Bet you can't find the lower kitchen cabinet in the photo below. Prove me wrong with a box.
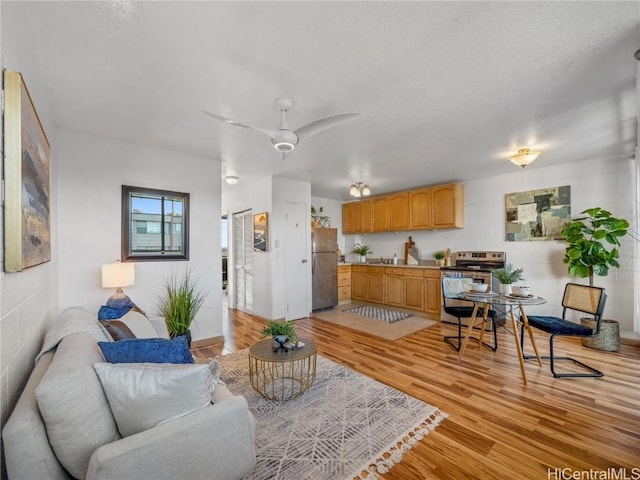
[424,270,441,315]
[404,273,424,310]
[337,265,352,303]
[367,268,385,303]
[385,274,404,307]
[351,268,368,301]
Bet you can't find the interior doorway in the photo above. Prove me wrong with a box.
[284,201,309,320]
[232,209,253,314]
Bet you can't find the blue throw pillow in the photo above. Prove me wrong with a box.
[98,305,133,321]
[98,336,194,364]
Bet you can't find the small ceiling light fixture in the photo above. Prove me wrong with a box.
[508,148,541,168]
[350,181,371,198]
[225,175,239,185]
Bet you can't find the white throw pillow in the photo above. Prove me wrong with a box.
[93,362,211,437]
[116,310,159,338]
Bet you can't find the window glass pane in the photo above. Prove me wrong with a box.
[123,186,189,261]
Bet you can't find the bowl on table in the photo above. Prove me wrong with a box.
[470,283,489,293]
[511,286,531,297]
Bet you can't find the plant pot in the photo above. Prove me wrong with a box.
[580,318,620,352]
[435,259,445,267]
[360,255,367,263]
[272,334,290,352]
[311,221,320,228]
[499,283,512,295]
[170,329,192,348]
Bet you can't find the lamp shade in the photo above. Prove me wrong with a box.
[509,148,540,168]
[101,262,135,288]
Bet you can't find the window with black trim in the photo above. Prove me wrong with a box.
[122,185,189,261]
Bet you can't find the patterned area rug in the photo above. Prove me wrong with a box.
[342,305,412,323]
[219,350,446,480]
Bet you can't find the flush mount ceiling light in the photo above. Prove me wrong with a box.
[350,181,371,198]
[509,148,541,168]
[225,175,239,185]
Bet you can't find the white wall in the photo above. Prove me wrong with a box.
[56,131,222,340]
[0,1,59,451]
[347,156,636,333]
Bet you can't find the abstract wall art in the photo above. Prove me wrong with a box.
[505,186,571,241]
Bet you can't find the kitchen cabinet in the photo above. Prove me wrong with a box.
[409,188,433,229]
[384,270,404,307]
[343,183,463,234]
[351,266,368,301]
[337,265,351,303]
[432,184,464,228]
[367,267,385,303]
[424,269,441,315]
[403,269,424,310]
[372,197,389,232]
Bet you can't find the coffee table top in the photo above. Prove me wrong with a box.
[249,338,317,362]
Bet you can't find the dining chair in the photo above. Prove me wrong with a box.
[521,283,607,378]
[441,277,498,351]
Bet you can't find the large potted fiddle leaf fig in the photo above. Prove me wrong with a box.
[562,207,629,286]
[562,207,629,351]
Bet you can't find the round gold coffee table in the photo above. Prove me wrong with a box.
[248,338,317,401]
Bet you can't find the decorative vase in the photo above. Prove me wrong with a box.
[272,334,290,353]
[311,220,320,228]
[360,255,367,263]
[499,283,512,295]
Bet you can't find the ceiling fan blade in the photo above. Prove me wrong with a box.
[202,110,277,138]
[295,112,363,141]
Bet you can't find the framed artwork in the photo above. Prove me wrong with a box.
[3,70,51,272]
[505,186,571,241]
[253,212,268,252]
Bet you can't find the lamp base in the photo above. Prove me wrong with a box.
[105,288,136,309]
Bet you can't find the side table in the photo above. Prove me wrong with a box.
[248,338,317,401]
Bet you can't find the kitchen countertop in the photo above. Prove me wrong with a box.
[338,262,442,270]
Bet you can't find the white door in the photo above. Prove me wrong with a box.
[285,202,309,320]
[233,210,253,314]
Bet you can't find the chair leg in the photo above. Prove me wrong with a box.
[521,330,604,378]
[444,317,498,352]
[444,319,463,351]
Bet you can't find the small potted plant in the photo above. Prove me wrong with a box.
[262,320,297,352]
[433,250,446,267]
[491,263,524,295]
[159,269,208,346]
[311,205,330,228]
[352,243,373,263]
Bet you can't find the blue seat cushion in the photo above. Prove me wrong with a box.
[98,336,194,364]
[526,315,593,336]
[444,306,497,319]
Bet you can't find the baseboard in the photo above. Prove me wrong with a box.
[191,335,225,349]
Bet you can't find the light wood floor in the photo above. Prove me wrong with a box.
[193,308,640,480]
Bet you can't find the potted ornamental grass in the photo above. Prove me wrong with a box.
[433,250,446,267]
[159,269,208,346]
[262,319,297,352]
[352,243,373,263]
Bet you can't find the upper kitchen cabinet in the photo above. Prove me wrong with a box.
[372,197,389,232]
[389,192,409,231]
[432,183,464,228]
[343,183,464,234]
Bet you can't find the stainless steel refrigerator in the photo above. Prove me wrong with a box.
[312,228,338,311]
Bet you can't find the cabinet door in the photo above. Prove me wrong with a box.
[342,203,354,234]
[367,274,385,303]
[385,275,404,307]
[424,276,441,315]
[351,202,363,233]
[351,272,368,300]
[389,193,409,231]
[433,184,464,228]
[409,188,433,229]
[372,197,389,232]
[361,199,373,233]
[404,276,424,311]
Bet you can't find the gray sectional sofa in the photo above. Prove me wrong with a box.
[2,308,256,480]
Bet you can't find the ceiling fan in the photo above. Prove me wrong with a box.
[203,97,363,157]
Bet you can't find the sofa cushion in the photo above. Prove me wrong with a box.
[35,332,121,479]
[98,336,194,364]
[112,310,159,338]
[94,362,211,437]
[102,319,137,340]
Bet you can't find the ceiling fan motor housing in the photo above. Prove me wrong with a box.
[271,129,299,151]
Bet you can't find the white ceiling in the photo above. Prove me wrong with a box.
[6,1,640,200]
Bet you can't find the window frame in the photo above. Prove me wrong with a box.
[121,185,190,261]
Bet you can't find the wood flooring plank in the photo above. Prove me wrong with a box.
[192,309,640,480]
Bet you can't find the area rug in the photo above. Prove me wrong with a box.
[219,350,447,480]
[342,305,412,323]
[312,304,437,341]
